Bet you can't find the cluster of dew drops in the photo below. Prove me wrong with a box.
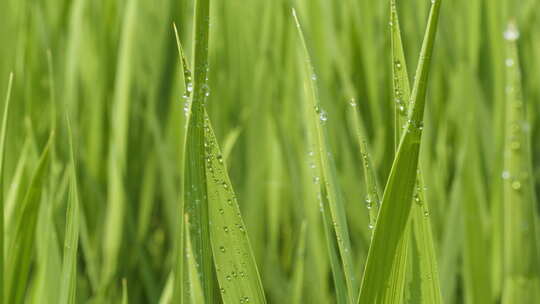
[501,22,528,193]
[182,65,211,118]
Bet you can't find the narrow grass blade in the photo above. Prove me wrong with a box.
[290,222,307,304]
[182,0,216,301]
[502,22,540,303]
[0,72,13,303]
[357,1,442,303]
[408,175,443,304]
[58,115,80,304]
[185,215,205,303]
[349,101,380,233]
[173,23,193,98]
[204,113,267,303]
[5,134,53,304]
[293,9,357,304]
[158,273,174,304]
[460,118,492,304]
[172,22,191,304]
[102,0,138,289]
[389,2,443,303]
[390,0,411,147]
[122,279,128,304]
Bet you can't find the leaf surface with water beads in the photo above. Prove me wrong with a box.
[293,8,357,304]
[387,1,443,303]
[204,113,267,304]
[501,22,540,304]
[357,0,442,303]
[182,0,216,301]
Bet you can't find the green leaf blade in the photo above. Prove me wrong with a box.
[204,114,267,304]
[358,1,443,303]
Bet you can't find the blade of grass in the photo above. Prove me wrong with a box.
[293,8,357,304]
[389,2,443,303]
[0,72,13,304]
[58,115,80,304]
[122,279,128,304]
[172,22,190,304]
[182,0,216,301]
[204,113,267,303]
[349,100,380,233]
[501,21,540,304]
[385,4,414,302]
[185,215,205,303]
[290,221,307,304]
[5,134,53,304]
[460,115,492,304]
[102,0,139,290]
[357,0,442,302]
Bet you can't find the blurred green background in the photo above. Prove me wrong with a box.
[0,0,539,303]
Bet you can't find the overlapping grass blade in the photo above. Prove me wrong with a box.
[5,134,52,304]
[0,72,13,303]
[182,0,216,301]
[172,21,191,304]
[293,9,356,304]
[204,113,267,303]
[501,22,540,304]
[357,1,442,302]
[389,2,443,303]
[58,115,80,304]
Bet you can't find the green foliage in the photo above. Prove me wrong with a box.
[1,0,539,303]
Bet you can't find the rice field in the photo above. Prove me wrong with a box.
[1,0,539,303]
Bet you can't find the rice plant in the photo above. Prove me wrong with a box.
[1,0,539,303]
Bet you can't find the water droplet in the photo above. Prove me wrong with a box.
[219,208,224,215]
[223,226,229,233]
[219,246,226,253]
[505,58,514,67]
[423,210,430,217]
[220,288,226,294]
[227,199,233,206]
[510,141,521,150]
[394,60,402,70]
[511,180,521,190]
[187,82,193,92]
[365,197,372,209]
[222,182,229,189]
[368,224,374,229]
[311,74,317,81]
[226,275,232,281]
[350,98,357,107]
[504,23,520,41]
[502,170,510,180]
[319,109,328,122]
[217,154,224,163]
[313,176,320,184]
